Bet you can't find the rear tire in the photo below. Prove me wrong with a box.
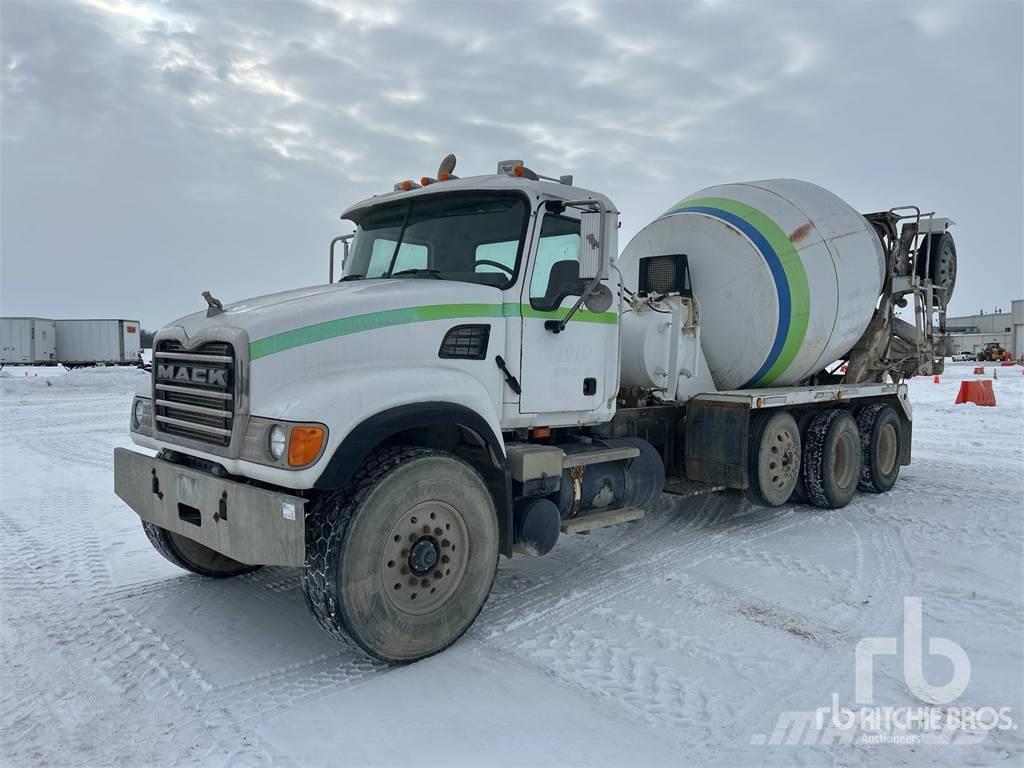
[745,410,801,507]
[302,446,499,663]
[142,522,262,578]
[801,409,861,509]
[856,404,903,493]
[788,410,816,505]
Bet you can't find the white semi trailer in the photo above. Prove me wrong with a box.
[56,319,142,366]
[0,317,57,366]
[114,156,956,662]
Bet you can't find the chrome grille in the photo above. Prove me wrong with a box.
[153,340,235,447]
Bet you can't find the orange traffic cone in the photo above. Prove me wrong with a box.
[933,375,940,383]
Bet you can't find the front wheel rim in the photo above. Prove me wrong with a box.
[380,500,470,616]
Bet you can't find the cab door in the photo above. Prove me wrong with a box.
[517,208,619,420]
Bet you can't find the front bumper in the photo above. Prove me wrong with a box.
[114,448,306,567]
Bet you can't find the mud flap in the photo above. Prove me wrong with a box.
[684,401,750,489]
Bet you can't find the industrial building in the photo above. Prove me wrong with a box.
[945,299,1024,359]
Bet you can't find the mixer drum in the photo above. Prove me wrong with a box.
[619,179,886,390]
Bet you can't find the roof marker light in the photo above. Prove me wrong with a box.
[420,176,436,186]
[499,159,571,184]
[394,180,421,192]
[513,165,539,181]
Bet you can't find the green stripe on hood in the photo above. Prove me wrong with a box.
[249,302,617,360]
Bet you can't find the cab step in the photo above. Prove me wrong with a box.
[560,506,645,535]
[561,445,640,468]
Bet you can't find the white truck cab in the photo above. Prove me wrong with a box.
[115,156,951,662]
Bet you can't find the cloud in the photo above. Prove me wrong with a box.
[1,0,1021,324]
[907,4,962,38]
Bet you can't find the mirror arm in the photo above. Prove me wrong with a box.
[544,198,613,333]
[545,277,603,334]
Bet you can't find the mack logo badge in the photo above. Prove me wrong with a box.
[157,364,228,387]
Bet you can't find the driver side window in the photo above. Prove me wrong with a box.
[366,239,428,276]
[530,215,582,311]
[475,240,518,274]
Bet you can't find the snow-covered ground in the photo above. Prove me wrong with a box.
[1,362,1021,766]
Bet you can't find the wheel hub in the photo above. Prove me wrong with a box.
[380,500,470,616]
[769,429,799,490]
[409,537,440,575]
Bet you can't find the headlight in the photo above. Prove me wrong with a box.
[131,397,152,435]
[132,399,146,429]
[268,425,287,460]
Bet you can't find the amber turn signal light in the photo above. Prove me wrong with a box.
[288,426,326,467]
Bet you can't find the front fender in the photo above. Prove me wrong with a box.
[254,363,505,487]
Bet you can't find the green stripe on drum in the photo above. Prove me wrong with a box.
[675,196,811,385]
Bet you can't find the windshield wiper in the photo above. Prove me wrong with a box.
[338,273,364,282]
[392,268,444,279]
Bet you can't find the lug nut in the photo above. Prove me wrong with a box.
[421,578,430,588]
[434,527,443,536]
[422,525,431,534]
[441,539,450,548]
[433,570,443,579]
[408,576,417,586]
[400,565,409,575]
[441,555,449,564]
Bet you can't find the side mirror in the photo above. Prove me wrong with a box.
[330,233,355,283]
[578,209,607,280]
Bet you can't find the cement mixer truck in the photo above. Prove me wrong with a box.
[114,155,956,662]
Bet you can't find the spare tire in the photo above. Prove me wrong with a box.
[142,522,262,578]
[915,231,957,299]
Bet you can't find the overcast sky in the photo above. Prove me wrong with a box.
[2,0,1021,328]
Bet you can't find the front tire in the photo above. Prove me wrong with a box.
[142,522,262,578]
[302,447,499,663]
[801,409,862,509]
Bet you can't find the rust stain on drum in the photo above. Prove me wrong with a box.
[789,222,813,243]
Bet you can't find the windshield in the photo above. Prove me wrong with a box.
[344,192,529,289]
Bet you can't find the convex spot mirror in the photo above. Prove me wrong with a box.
[584,284,613,313]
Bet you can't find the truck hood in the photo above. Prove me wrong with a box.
[160,279,505,353]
